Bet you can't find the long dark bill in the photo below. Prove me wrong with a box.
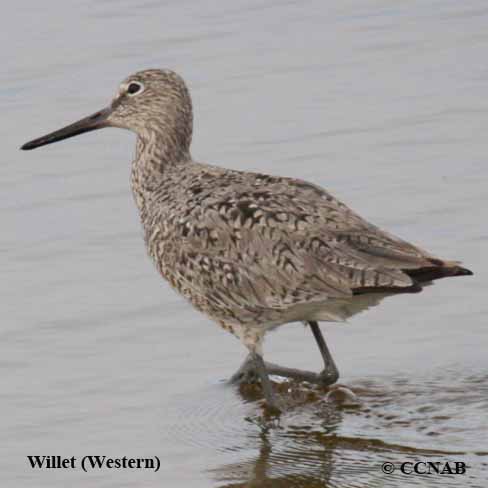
[21,106,113,151]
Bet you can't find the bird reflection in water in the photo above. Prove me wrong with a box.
[209,375,480,488]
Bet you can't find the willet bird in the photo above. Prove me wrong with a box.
[21,69,472,411]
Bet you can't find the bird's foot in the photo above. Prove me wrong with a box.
[229,355,260,384]
[317,367,339,388]
[230,357,339,388]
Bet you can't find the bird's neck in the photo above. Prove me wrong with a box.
[130,132,190,219]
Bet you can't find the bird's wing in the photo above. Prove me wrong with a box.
[157,170,426,320]
[281,177,441,270]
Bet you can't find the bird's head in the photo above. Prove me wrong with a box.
[21,69,193,158]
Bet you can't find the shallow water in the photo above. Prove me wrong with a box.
[1,1,487,486]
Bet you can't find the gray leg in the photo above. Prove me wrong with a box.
[229,353,260,384]
[230,355,321,384]
[308,321,339,386]
[230,321,339,387]
[251,352,280,412]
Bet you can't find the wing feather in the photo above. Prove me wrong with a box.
[155,169,429,321]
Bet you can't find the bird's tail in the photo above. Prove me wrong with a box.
[405,261,473,283]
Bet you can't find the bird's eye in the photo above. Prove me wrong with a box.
[127,82,144,96]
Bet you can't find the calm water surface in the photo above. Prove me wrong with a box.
[1,1,487,486]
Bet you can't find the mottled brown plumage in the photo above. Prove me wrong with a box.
[21,69,473,409]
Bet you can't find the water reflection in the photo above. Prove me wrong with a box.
[213,427,468,487]
[212,389,343,487]
[207,373,487,487]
